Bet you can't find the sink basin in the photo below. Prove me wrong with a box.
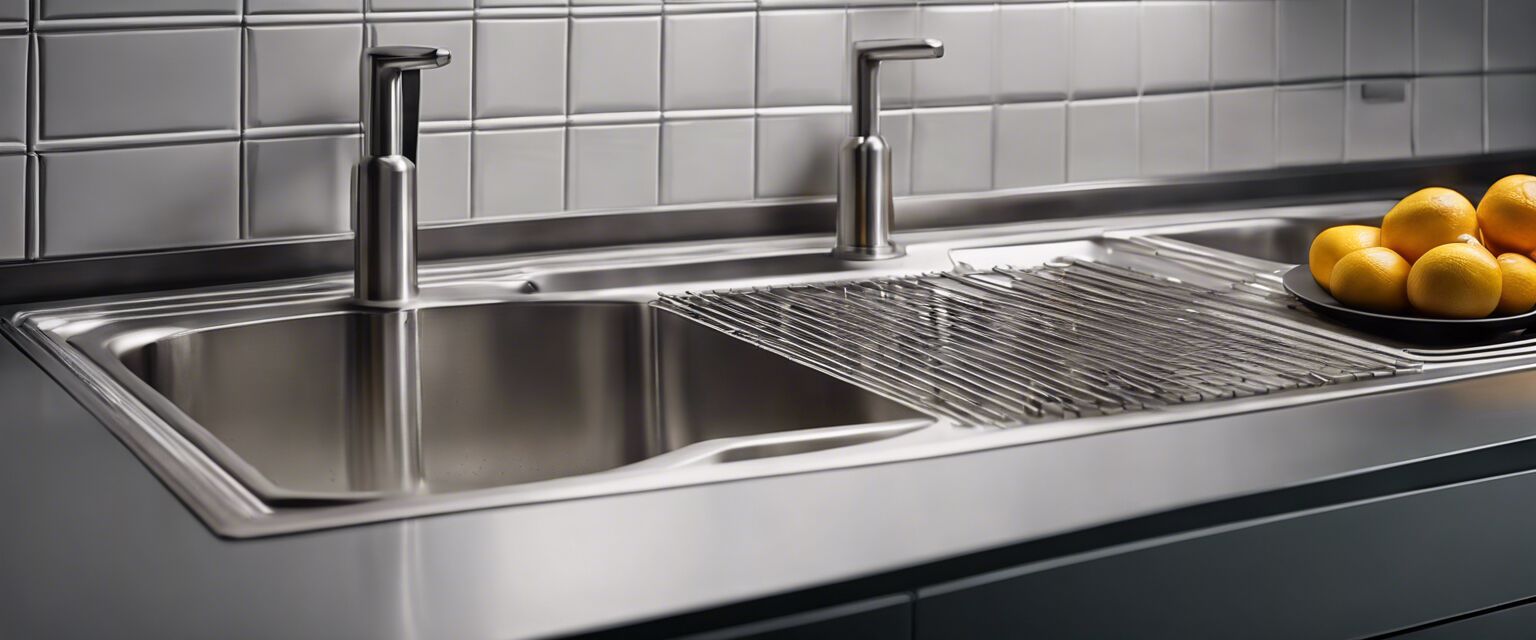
[97,301,925,502]
[1149,214,1381,264]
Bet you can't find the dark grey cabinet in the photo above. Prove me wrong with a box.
[681,594,912,640]
[1396,602,1536,639]
[915,470,1536,639]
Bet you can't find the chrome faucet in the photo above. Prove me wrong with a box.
[355,46,452,307]
[834,38,944,261]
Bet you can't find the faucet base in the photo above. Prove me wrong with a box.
[832,243,906,261]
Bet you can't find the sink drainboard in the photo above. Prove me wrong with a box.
[656,259,1419,427]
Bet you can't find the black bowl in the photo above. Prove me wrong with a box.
[1281,265,1536,345]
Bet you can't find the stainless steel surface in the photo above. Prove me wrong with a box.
[3,153,1532,306]
[356,45,451,307]
[835,38,944,261]
[657,261,1412,427]
[14,197,1536,538]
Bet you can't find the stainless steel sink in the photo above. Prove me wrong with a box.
[12,199,1536,537]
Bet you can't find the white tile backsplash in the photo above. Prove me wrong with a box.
[245,135,358,238]
[474,128,565,218]
[664,12,756,112]
[1140,92,1209,177]
[39,28,240,140]
[570,16,661,114]
[40,142,240,256]
[1278,83,1346,165]
[758,10,845,108]
[0,154,23,261]
[1278,0,1345,83]
[476,19,567,119]
[994,102,1065,189]
[1072,2,1140,99]
[661,118,755,205]
[1414,0,1481,76]
[1068,98,1139,182]
[370,20,474,122]
[912,106,992,195]
[246,24,364,128]
[5,0,1532,261]
[567,124,659,210]
[1414,75,1482,158]
[1140,1,1210,94]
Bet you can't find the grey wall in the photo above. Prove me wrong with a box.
[0,0,1534,261]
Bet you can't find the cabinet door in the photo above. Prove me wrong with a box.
[1395,602,1536,639]
[916,470,1536,639]
[682,594,912,640]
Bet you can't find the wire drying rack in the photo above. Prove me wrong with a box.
[654,259,1419,427]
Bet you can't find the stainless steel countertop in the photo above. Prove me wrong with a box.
[6,305,1536,638]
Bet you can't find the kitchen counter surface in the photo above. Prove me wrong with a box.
[7,325,1536,639]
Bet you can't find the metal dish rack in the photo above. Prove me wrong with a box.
[655,259,1418,427]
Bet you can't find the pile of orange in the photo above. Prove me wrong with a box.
[1308,175,1536,319]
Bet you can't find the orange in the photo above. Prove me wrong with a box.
[1477,174,1536,255]
[1496,253,1536,315]
[1308,225,1380,290]
[1330,247,1411,313]
[1407,243,1502,319]
[1380,187,1479,263]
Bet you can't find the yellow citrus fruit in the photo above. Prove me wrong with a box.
[1380,187,1479,263]
[1496,253,1536,315]
[1407,243,1502,319]
[1329,247,1410,314]
[1308,225,1380,290]
[1480,229,1511,255]
[1478,174,1536,255]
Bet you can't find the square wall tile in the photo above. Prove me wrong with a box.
[568,124,659,210]
[1277,83,1345,165]
[662,119,755,205]
[0,36,23,145]
[1278,0,1345,82]
[995,102,1065,189]
[0,0,26,21]
[1072,2,1139,99]
[756,112,844,198]
[371,21,474,122]
[1141,1,1210,94]
[1213,0,1276,87]
[39,0,238,19]
[880,111,912,197]
[245,135,359,238]
[570,16,661,114]
[1140,93,1209,177]
[39,28,240,140]
[248,0,360,13]
[1211,87,1276,172]
[912,107,991,195]
[1415,0,1481,75]
[850,8,918,108]
[369,0,472,10]
[473,128,564,218]
[416,131,470,222]
[246,24,364,128]
[914,5,995,107]
[997,4,1069,102]
[0,154,22,261]
[665,12,756,111]
[1346,0,1411,77]
[1413,75,1481,157]
[1067,98,1138,182]
[1488,0,1536,72]
[758,10,846,108]
[1487,73,1536,152]
[1345,80,1411,161]
[476,19,567,119]
[40,142,239,256]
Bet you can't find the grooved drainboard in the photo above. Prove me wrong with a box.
[655,260,1419,427]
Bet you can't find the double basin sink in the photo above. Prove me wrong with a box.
[3,201,1490,536]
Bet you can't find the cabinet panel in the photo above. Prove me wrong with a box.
[683,594,912,640]
[1397,602,1536,639]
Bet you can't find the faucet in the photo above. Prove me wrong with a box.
[834,38,944,261]
[356,46,452,307]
